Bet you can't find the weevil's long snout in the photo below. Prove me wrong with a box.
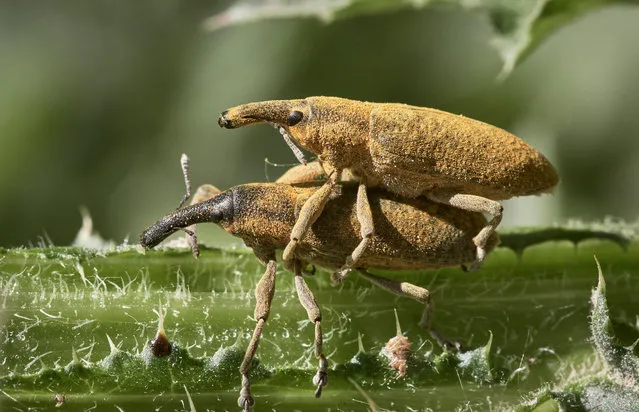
[140,192,233,249]
[218,100,301,129]
[139,203,209,249]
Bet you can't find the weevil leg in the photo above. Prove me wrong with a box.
[282,170,341,267]
[358,269,461,351]
[181,228,200,259]
[425,192,503,272]
[293,261,328,398]
[332,181,374,284]
[238,254,277,411]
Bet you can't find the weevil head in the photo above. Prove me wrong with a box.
[218,97,371,167]
[140,184,297,252]
[139,191,234,249]
[220,183,296,249]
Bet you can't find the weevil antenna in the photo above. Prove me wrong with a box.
[264,158,298,167]
[272,123,307,165]
[264,157,297,182]
[177,153,192,209]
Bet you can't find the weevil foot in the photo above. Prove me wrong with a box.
[463,244,486,273]
[429,328,462,352]
[238,376,255,411]
[302,264,316,276]
[181,228,200,259]
[330,268,351,285]
[313,372,328,398]
[443,339,463,352]
[312,355,329,398]
[237,395,254,412]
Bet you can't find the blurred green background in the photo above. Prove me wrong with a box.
[1,1,638,248]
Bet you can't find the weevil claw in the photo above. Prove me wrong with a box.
[237,396,254,411]
[302,264,316,276]
[237,385,254,411]
[429,328,462,352]
[218,110,231,128]
[443,340,462,352]
[312,354,328,397]
[331,268,351,285]
[313,372,328,398]
[462,245,486,273]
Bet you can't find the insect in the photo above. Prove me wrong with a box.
[140,160,499,411]
[218,97,558,275]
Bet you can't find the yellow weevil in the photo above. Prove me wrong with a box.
[140,161,499,411]
[218,97,558,275]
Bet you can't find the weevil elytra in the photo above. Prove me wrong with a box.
[140,162,499,411]
[218,96,558,274]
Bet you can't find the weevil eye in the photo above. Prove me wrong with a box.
[286,110,303,126]
[211,208,223,223]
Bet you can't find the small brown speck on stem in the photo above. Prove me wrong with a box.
[54,394,66,407]
[149,305,172,357]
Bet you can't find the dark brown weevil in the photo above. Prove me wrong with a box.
[218,96,558,274]
[140,169,498,411]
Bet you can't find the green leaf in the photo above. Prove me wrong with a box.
[590,257,639,382]
[516,256,639,411]
[1,229,638,410]
[203,0,639,77]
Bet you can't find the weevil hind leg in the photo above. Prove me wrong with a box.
[425,192,502,272]
[358,269,461,351]
[333,180,375,284]
[293,260,328,397]
[238,253,278,411]
[282,169,341,265]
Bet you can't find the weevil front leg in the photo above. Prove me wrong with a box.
[293,261,328,397]
[282,169,341,267]
[332,180,374,284]
[238,253,277,411]
[426,192,503,272]
[358,270,460,350]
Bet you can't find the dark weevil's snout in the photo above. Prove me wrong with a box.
[139,192,234,249]
[140,218,175,249]
[218,100,303,129]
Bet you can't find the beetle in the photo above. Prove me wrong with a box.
[218,96,558,274]
[140,162,499,411]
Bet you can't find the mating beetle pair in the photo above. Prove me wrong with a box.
[219,96,558,274]
[141,96,558,410]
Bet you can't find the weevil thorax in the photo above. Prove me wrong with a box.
[303,96,372,169]
[222,183,298,250]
